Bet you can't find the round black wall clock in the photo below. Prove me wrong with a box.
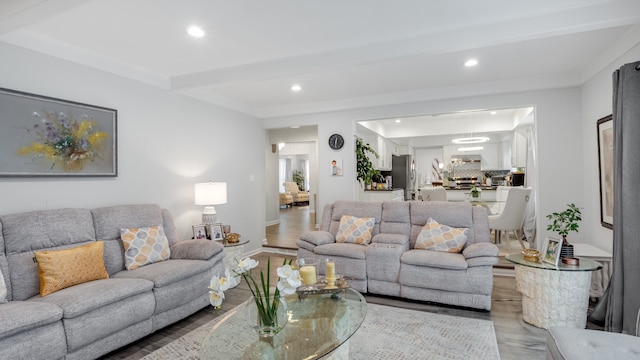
[328,133,344,150]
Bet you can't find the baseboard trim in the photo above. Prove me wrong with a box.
[265,220,280,227]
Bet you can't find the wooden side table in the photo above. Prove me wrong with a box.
[506,253,602,329]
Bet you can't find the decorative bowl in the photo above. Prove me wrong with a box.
[226,233,241,243]
[522,249,541,262]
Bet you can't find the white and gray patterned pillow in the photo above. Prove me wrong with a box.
[415,217,469,253]
[0,267,7,303]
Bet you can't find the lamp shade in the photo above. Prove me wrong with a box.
[194,182,227,205]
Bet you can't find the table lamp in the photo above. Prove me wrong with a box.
[194,182,227,225]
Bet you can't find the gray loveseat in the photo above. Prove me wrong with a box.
[297,200,499,310]
[0,204,226,360]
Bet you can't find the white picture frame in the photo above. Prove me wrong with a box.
[208,223,223,241]
[542,237,562,266]
[192,224,207,240]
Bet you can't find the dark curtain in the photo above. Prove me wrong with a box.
[589,60,640,334]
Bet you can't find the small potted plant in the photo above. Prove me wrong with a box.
[546,203,582,258]
[470,185,480,199]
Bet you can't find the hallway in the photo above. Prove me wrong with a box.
[264,205,316,250]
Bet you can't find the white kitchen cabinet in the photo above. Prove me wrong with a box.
[375,136,393,170]
[363,189,404,202]
[511,131,528,168]
[481,143,499,170]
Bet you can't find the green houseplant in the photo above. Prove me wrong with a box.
[355,137,381,188]
[292,170,305,191]
[546,203,582,258]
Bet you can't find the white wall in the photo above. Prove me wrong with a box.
[263,88,584,247]
[0,42,267,253]
[580,42,640,253]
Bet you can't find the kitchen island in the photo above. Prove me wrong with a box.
[363,188,404,202]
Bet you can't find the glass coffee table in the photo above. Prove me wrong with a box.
[200,288,367,359]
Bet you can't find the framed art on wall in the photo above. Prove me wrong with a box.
[597,114,613,229]
[542,237,562,266]
[0,88,117,177]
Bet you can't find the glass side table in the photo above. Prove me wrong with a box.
[217,238,250,287]
[505,253,602,329]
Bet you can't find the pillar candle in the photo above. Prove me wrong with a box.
[326,261,336,279]
[299,265,317,285]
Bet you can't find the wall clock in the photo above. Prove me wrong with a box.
[328,133,344,150]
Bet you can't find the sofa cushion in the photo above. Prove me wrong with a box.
[462,242,499,259]
[300,231,335,246]
[314,243,368,260]
[30,277,154,319]
[335,215,375,245]
[401,249,468,270]
[328,201,382,237]
[170,239,224,260]
[0,301,63,338]
[34,241,109,296]
[414,218,468,253]
[120,225,171,270]
[409,202,474,248]
[1,208,96,300]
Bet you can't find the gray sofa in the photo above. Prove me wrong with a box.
[0,204,226,360]
[297,200,499,310]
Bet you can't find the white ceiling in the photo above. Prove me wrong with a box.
[1,0,639,119]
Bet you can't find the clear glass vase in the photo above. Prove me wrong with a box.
[245,294,288,337]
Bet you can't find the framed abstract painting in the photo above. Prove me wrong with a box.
[0,88,117,177]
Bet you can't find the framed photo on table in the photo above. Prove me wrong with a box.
[597,114,613,229]
[542,237,562,266]
[192,225,208,240]
[208,223,223,241]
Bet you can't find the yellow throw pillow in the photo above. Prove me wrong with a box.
[335,215,375,245]
[415,218,469,253]
[120,225,170,270]
[35,241,109,297]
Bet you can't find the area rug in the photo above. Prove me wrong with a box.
[142,303,500,360]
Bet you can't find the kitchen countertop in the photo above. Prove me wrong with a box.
[445,186,498,191]
[364,188,403,192]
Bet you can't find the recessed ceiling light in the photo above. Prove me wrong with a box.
[463,59,478,67]
[291,125,300,129]
[186,26,205,38]
[394,119,402,123]
[290,84,302,92]
[490,111,497,115]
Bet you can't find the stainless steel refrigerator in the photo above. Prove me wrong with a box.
[391,155,416,200]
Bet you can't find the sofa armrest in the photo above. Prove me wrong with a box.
[372,233,410,246]
[170,239,224,260]
[462,242,499,259]
[300,231,335,246]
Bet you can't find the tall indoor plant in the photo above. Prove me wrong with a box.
[546,203,582,258]
[355,137,381,188]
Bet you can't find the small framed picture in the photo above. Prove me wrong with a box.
[208,223,224,241]
[542,237,562,266]
[192,225,208,240]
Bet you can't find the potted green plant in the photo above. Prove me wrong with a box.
[470,185,480,199]
[355,137,380,189]
[546,203,582,258]
[292,170,305,191]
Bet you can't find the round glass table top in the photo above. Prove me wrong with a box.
[506,253,602,271]
[200,288,367,359]
[217,238,250,247]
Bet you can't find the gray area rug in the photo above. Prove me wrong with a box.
[142,303,500,360]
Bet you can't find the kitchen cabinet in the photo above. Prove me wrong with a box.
[375,136,394,171]
[481,143,499,170]
[363,189,404,202]
[511,131,527,168]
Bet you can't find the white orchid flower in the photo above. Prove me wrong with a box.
[277,269,302,295]
[209,275,221,291]
[224,268,237,288]
[276,264,294,278]
[237,257,259,273]
[209,288,225,307]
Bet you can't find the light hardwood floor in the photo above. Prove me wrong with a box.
[102,206,600,360]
